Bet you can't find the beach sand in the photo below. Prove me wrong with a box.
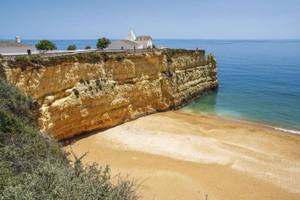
[64,111,300,200]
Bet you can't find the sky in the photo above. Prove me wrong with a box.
[0,0,300,39]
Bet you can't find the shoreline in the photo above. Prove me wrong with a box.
[65,111,300,200]
[181,109,300,136]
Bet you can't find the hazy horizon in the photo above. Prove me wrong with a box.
[1,38,300,41]
[1,0,300,40]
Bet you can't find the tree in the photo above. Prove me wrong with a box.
[85,45,91,50]
[35,40,57,51]
[97,37,111,49]
[67,44,77,50]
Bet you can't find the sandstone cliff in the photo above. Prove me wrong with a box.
[0,49,218,139]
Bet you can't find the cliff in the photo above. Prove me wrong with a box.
[0,49,218,139]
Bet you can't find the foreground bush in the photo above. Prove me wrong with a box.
[0,77,138,200]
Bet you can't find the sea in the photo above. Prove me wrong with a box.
[23,39,300,133]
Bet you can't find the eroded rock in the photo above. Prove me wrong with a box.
[1,50,218,139]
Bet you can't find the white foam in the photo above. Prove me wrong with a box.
[274,127,300,135]
[183,110,300,136]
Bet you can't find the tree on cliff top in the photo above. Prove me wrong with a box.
[85,45,91,49]
[97,37,111,49]
[35,40,57,51]
[67,44,77,51]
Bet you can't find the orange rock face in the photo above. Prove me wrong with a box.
[1,50,218,139]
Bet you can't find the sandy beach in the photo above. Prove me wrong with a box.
[64,111,300,200]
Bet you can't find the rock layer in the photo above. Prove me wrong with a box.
[1,49,218,139]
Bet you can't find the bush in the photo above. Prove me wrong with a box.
[35,40,57,51]
[85,45,91,50]
[0,77,138,200]
[97,37,111,49]
[67,44,77,51]
[73,88,80,98]
[116,55,124,62]
[0,78,37,124]
[101,53,109,62]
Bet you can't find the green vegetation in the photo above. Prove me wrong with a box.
[162,48,205,65]
[67,44,77,51]
[85,45,91,50]
[72,88,80,98]
[163,69,174,78]
[207,53,216,66]
[97,37,111,49]
[115,55,125,62]
[35,40,57,51]
[0,77,138,200]
[9,52,112,69]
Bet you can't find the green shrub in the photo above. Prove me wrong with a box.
[72,88,80,98]
[85,45,91,50]
[101,53,109,62]
[0,78,37,124]
[35,40,57,51]
[97,37,111,49]
[79,79,85,84]
[163,69,173,78]
[8,52,111,69]
[28,54,43,64]
[207,53,216,66]
[67,44,77,51]
[0,77,138,200]
[116,55,124,62]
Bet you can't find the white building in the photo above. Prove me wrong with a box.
[135,36,153,49]
[107,30,153,50]
[15,36,21,44]
[126,30,136,41]
[107,40,139,50]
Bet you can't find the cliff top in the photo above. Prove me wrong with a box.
[0,48,206,68]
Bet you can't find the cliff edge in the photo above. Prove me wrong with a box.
[0,49,218,139]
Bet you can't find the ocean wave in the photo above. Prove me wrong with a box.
[274,127,300,135]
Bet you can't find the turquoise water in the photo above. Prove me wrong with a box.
[24,39,300,131]
[155,40,300,131]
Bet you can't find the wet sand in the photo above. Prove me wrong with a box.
[64,111,300,200]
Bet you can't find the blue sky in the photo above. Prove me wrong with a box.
[0,0,300,39]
